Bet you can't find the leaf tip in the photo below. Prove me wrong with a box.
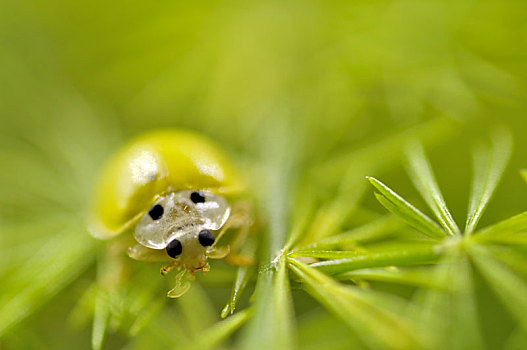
[221,304,231,319]
[366,176,379,186]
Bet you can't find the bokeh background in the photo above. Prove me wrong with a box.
[1,0,527,349]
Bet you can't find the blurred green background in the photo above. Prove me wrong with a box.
[1,0,527,349]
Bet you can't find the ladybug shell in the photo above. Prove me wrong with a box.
[89,129,243,239]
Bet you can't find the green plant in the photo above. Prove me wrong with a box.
[3,113,527,350]
[2,1,527,349]
[264,128,527,350]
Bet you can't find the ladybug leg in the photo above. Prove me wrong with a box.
[217,200,256,266]
[160,261,178,276]
[213,201,253,246]
[201,262,210,273]
[212,200,253,245]
[127,244,170,262]
[203,201,254,265]
[224,253,254,266]
[167,269,192,298]
[206,245,230,259]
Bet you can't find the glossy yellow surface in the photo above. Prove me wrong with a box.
[89,130,244,239]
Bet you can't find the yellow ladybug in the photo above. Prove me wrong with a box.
[88,129,248,297]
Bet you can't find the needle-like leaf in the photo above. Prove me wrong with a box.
[475,211,527,238]
[221,265,254,319]
[283,189,317,251]
[303,244,440,275]
[470,245,527,331]
[290,249,364,259]
[337,267,452,290]
[91,287,110,350]
[240,263,296,350]
[406,141,460,236]
[411,252,484,349]
[272,255,297,349]
[240,123,297,350]
[465,129,512,234]
[367,177,446,239]
[288,258,422,350]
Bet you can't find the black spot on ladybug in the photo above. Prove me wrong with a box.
[198,229,215,247]
[148,204,164,220]
[166,239,183,258]
[190,191,206,204]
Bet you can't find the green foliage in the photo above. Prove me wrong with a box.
[367,177,445,239]
[465,130,513,235]
[1,0,527,349]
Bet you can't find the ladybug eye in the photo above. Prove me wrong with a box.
[148,204,164,220]
[190,191,206,204]
[198,229,215,246]
[166,239,182,258]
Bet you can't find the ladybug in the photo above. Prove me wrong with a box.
[88,129,247,297]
